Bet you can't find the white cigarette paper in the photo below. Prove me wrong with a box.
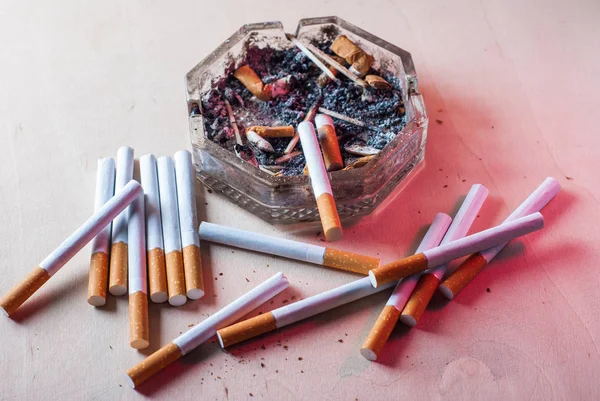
[172,272,289,355]
[157,157,182,255]
[90,158,116,256]
[128,192,147,295]
[298,122,332,198]
[111,146,134,246]
[198,222,326,265]
[140,155,164,254]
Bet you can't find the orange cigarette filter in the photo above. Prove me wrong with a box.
[322,248,379,275]
[360,305,401,360]
[369,254,429,286]
[126,343,182,388]
[399,273,440,327]
[315,114,343,171]
[0,267,50,317]
[166,250,186,306]
[109,242,128,296]
[182,244,204,299]
[88,252,109,306]
[316,193,343,242]
[129,292,150,349]
[438,253,488,299]
[148,248,168,303]
[233,65,271,101]
[218,312,278,348]
[245,125,295,138]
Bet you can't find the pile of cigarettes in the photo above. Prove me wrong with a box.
[199,33,405,177]
[0,149,560,390]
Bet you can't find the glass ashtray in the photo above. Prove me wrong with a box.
[185,16,428,224]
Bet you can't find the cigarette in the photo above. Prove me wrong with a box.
[317,56,345,87]
[438,177,561,299]
[232,65,270,101]
[224,98,243,146]
[330,35,372,77]
[364,75,391,90]
[174,151,204,300]
[140,155,168,303]
[218,276,397,348]
[245,126,295,138]
[368,212,545,288]
[286,34,339,83]
[298,122,343,242]
[109,146,134,296]
[125,272,289,388]
[360,212,452,361]
[284,96,322,154]
[246,131,275,153]
[398,185,489,327]
[128,191,149,349]
[198,222,379,274]
[157,157,186,306]
[343,155,376,171]
[275,151,302,165]
[307,44,368,87]
[317,108,366,128]
[0,181,142,317]
[315,114,343,171]
[87,158,116,307]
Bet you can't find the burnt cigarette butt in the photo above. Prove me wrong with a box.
[166,250,186,306]
[350,54,373,77]
[109,242,128,296]
[315,114,343,171]
[365,75,391,90]
[369,254,429,287]
[182,245,204,300]
[245,126,295,138]
[246,131,275,153]
[399,273,440,327]
[217,312,277,348]
[233,65,270,101]
[316,193,343,242]
[438,253,488,300]
[88,252,109,306]
[317,56,345,87]
[0,267,50,317]
[129,291,149,349]
[360,305,401,361]
[330,35,372,77]
[147,248,167,303]
[126,342,182,388]
[322,248,379,275]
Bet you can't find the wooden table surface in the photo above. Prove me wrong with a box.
[1,1,599,400]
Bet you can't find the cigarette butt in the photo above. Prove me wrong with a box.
[316,193,343,242]
[109,242,128,296]
[438,253,488,300]
[360,305,401,361]
[0,267,50,317]
[166,250,186,306]
[233,65,270,101]
[246,126,295,138]
[365,75,391,90]
[217,311,278,348]
[183,245,204,300]
[148,248,168,303]
[316,115,343,172]
[129,291,149,349]
[323,248,379,275]
[331,35,366,64]
[368,254,429,287]
[246,131,275,153]
[87,252,109,306]
[125,342,182,388]
[399,273,441,327]
[349,54,373,77]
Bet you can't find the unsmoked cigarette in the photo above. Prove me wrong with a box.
[246,126,295,138]
[0,181,142,317]
[360,212,451,361]
[157,156,186,307]
[399,185,488,327]
[140,154,168,303]
[198,222,379,274]
[438,177,561,299]
[109,146,134,296]
[174,150,204,300]
[368,213,545,287]
[88,157,116,306]
[128,192,149,349]
[298,121,342,242]
[125,273,289,388]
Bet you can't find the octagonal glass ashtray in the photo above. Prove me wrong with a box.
[185,16,428,224]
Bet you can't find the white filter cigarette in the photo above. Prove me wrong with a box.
[140,154,168,303]
[157,156,186,306]
[298,121,343,242]
[0,180,142,317]
[109,146,134,296]
[174,150,204,300]
[125,272,289,388]
[87,157,116,306]
[128,192,149,349]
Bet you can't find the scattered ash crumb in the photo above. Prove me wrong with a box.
[486,288,491,293]
[338,339,343,343]
[436,119,443,125]
[200,39,407,176]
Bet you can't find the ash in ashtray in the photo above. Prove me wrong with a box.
[198,33,407,176]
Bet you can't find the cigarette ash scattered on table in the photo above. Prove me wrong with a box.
[197,31,407,176]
